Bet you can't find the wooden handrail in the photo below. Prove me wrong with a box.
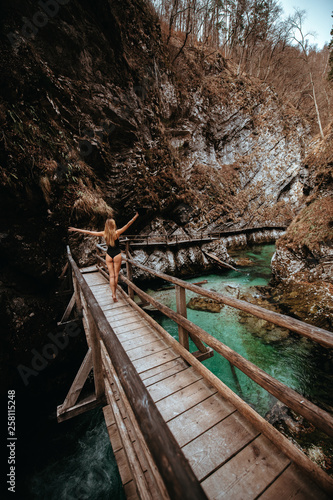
[66,247,208,500]
[123,256,333,349]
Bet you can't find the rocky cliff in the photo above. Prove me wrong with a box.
[271,124,333,330]
[0,0,311,354]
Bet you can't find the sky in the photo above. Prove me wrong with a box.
[278,0,332,49]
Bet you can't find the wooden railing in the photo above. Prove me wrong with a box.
[94,243,333,494]
[66,246,208,500]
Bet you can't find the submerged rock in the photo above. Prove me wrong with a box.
[235,257,255,267]
[187,297,223,313]
[238,289,290,342]
[265,401,333,475]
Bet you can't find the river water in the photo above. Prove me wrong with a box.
[28,244,332,498]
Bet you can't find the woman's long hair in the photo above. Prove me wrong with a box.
[104,218,117,246]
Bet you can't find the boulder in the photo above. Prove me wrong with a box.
[187,297,223,313]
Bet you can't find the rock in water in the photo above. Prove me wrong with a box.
[187,297,223,313]
[235,258,255,267]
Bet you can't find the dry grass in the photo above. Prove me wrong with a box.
[72,188,113,220]
[279,196,333,251]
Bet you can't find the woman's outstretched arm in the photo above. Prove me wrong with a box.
[68,227,105,237]
[117,212,139,236]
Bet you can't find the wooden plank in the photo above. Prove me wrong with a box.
[101,303,129,314]
[201,434,290,499]
[104,310,139,323]
[123,480,139,500]
[133,348,180,374]
[90,285,113,296]
[81,265,98,273]
[93,295,120,307]
[167,393,236,447]
[182,411,259,481]
[148,367,202,403]
[114,447,133,486]
[114,321,150,335]
[103,404,115,427]
[156,379,217,422]
[105,421,123,453]
[100,302,129,314]
[83,275,107,287]
[122,332,161,351]
[126,339,170,362]
[117,326,154,343]
[109,315,146,329]
[142,358,188,386]
[259,463,331,500]
[104,378,153,500]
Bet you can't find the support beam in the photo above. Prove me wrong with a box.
[57,393,104,423]
[86,309,105,400]
[125,240,134,300]
[58,349,93,414]
[59,292,76,324]
[175,285,189,350]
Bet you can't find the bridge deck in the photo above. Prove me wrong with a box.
[82,268,329,500]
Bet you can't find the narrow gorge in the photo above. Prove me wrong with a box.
[1,1,332,497]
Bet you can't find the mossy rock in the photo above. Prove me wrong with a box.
[187,297,223,313]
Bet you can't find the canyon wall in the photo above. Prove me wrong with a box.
[0,0,311,352]
[270,124,333,330]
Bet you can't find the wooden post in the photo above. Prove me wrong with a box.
[125,240,134,300]
[175,285,189,351]
[72,270,83,318]
[86,308,104,400]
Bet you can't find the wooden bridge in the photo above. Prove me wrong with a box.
[57,244,333,499]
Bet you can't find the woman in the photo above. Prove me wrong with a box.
[69,212,139,302]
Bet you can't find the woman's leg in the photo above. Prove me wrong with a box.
[113,254,122,300]
[105,255,116,300]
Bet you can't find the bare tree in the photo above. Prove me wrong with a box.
[287,9,324,138]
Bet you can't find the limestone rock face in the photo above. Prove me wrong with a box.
[270,126,333,330]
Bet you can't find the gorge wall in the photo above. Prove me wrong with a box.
[271,124,333,331]
[0,0,313,366]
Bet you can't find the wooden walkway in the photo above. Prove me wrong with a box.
[122,225,286,247]
[81,267,330,500]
